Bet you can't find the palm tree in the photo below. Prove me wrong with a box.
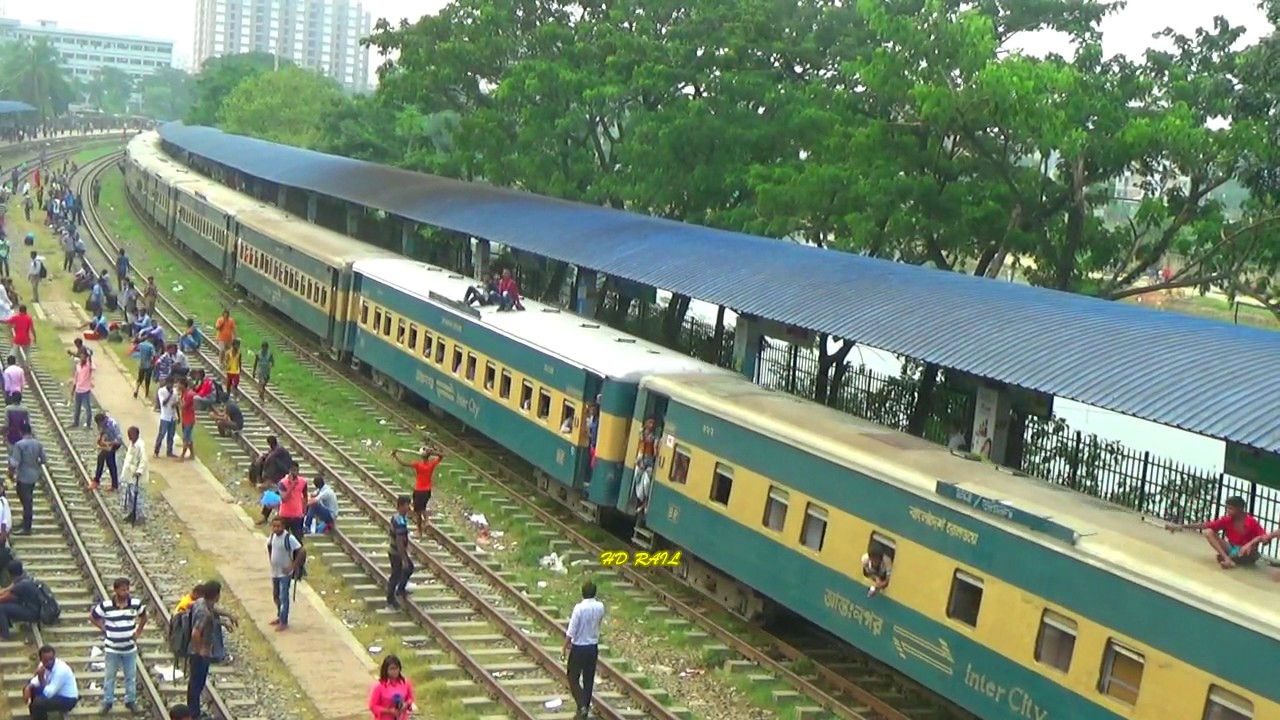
[0,38,74,122]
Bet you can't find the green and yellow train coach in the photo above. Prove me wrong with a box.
[350,258,729,517]
[637,373,1275,720]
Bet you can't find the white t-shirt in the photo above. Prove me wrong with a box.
[861,554,892,579]
[0,495,11,534]
[157,386,177,422]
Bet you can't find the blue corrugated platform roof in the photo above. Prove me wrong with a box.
[0,101,36,114]
[158,122,1280,454]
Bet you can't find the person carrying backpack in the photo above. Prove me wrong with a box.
[0,561,55,639]
[267,517,306,631]
[174,580,236,719]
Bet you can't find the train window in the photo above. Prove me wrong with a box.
[408,324,419,350]
[373,308,383,332]
[499,371,512,399]
[465,354,477,382]
[537,388,552,420]
[560,402,575,433]
[519,381,533,411]
[396,319,407,346]
[483,363,496,391]
[800,503,828,551]
[761,487,788,532]
[422,333,434,359]
[434,341,446,365]
[321,288,329,307]
[946,571,984,628]
[1035,610,1077,673]
[869,533,897,559]
[382,313,392,337]
[1098,640,1144,706]
[360,302,369,326]
[451,347,463,374]
[669,446,691,484]
[1203,686,1253,720]
[709,463,733,506]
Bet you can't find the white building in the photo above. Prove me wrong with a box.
[0,19,174,86]
[193,0,372,93]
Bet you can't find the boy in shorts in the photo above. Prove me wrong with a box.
[1166,495,1269,569]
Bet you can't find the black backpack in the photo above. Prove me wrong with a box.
[31,580,60,625]
[168,609,194,659]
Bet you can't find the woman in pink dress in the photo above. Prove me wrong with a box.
[368,655,415,720]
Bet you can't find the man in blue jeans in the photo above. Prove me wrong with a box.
[154,376,177,458]
[186,581,237,719]
[267,517,305,631]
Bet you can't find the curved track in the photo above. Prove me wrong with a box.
[86,148,974,720]
[81,152,683,720]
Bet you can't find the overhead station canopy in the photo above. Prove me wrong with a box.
[158,122,1280,454]
[0,101,36,114]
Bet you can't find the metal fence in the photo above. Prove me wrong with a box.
[615,305,1277,530]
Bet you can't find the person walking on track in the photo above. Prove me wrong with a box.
[385,495,413,609]
[563,580,606,719]
[3,304,36,364]
[8,423,44,534]
[392,445,444,537]
[251,341,274,402]
[91,412,124,491]
[214,309,236,355]
[121,426,148,523]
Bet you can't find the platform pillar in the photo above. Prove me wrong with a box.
[305,193,317,223]
[346,203,359,237]
[473,239,491,279]
[401,221,419,258]
[276,185,287,209]
[575,269,598,316]
[732,314,763,382]
[971,384,1013,465]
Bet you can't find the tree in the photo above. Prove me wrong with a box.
[186,52,284,126]
[0,37,75,121]
[87,66,134,114]
[140,67,194,120]
[218,65,347,148]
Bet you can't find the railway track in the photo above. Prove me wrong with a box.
[84,147,973,720]
[0,340,248,719]
[79,153,683,719]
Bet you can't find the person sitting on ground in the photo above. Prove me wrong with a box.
[134,318,162,346]
[189,369,217,411]
[0,561,41,640]
[1166,495,1270,569]
[303,476,338,534]
[496,269,525,311]
[210,400,243,437]
[83,313,109,341]
[178,318,203,353]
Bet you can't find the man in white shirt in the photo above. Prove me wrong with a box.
[25,251,43,304]
[23,644,80,718]
[121,426,148,523]
[562,580,605,719]
[154,378,178,458]
[0,485,11,583]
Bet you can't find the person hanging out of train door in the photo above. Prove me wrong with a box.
[392,445,444,537]
[633,417,660,523]
[1166,495,1269,569]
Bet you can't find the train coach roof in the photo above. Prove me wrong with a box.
[643,373,1280,642]
[238,207,404,268]
[354,258,731,381]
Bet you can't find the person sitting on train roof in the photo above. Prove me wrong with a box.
[462,273,501,308]
[862,550,892,598]
[1166,496,1269,569]
[496,269,525,312]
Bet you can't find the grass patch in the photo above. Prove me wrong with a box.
[93,172,800,719]
[1172,295,1279,331]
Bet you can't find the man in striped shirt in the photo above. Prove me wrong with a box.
[90,577,147,714]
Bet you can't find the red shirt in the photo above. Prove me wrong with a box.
[278,475,306,518]
[196,377,213,398]
[498,277,521,302]
[413,459,441,492]
[5,313,33,346]
[1206,514,1266,547]
[180,390,196,425]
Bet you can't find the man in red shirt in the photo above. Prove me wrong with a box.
[1167,496,1269,569]
[3,305,36,364]
[496,269,525,312]
[392,446,444,536]
[276,463,307,541]
[178,379,197,461]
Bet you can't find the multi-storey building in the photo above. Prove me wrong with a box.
[0,19,174,86]
[193,0,372,93]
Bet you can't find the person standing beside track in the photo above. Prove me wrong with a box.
[562,580,605,719]
[392,445,444,537]
[91,412,124,491]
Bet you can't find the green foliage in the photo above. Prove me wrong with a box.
[140,68,194,121]
[217,66,346,148]
[0,38,75,121]
[87,66,134,115]
[186,52,283,126]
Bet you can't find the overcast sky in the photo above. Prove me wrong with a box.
[3,0,1272,72]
